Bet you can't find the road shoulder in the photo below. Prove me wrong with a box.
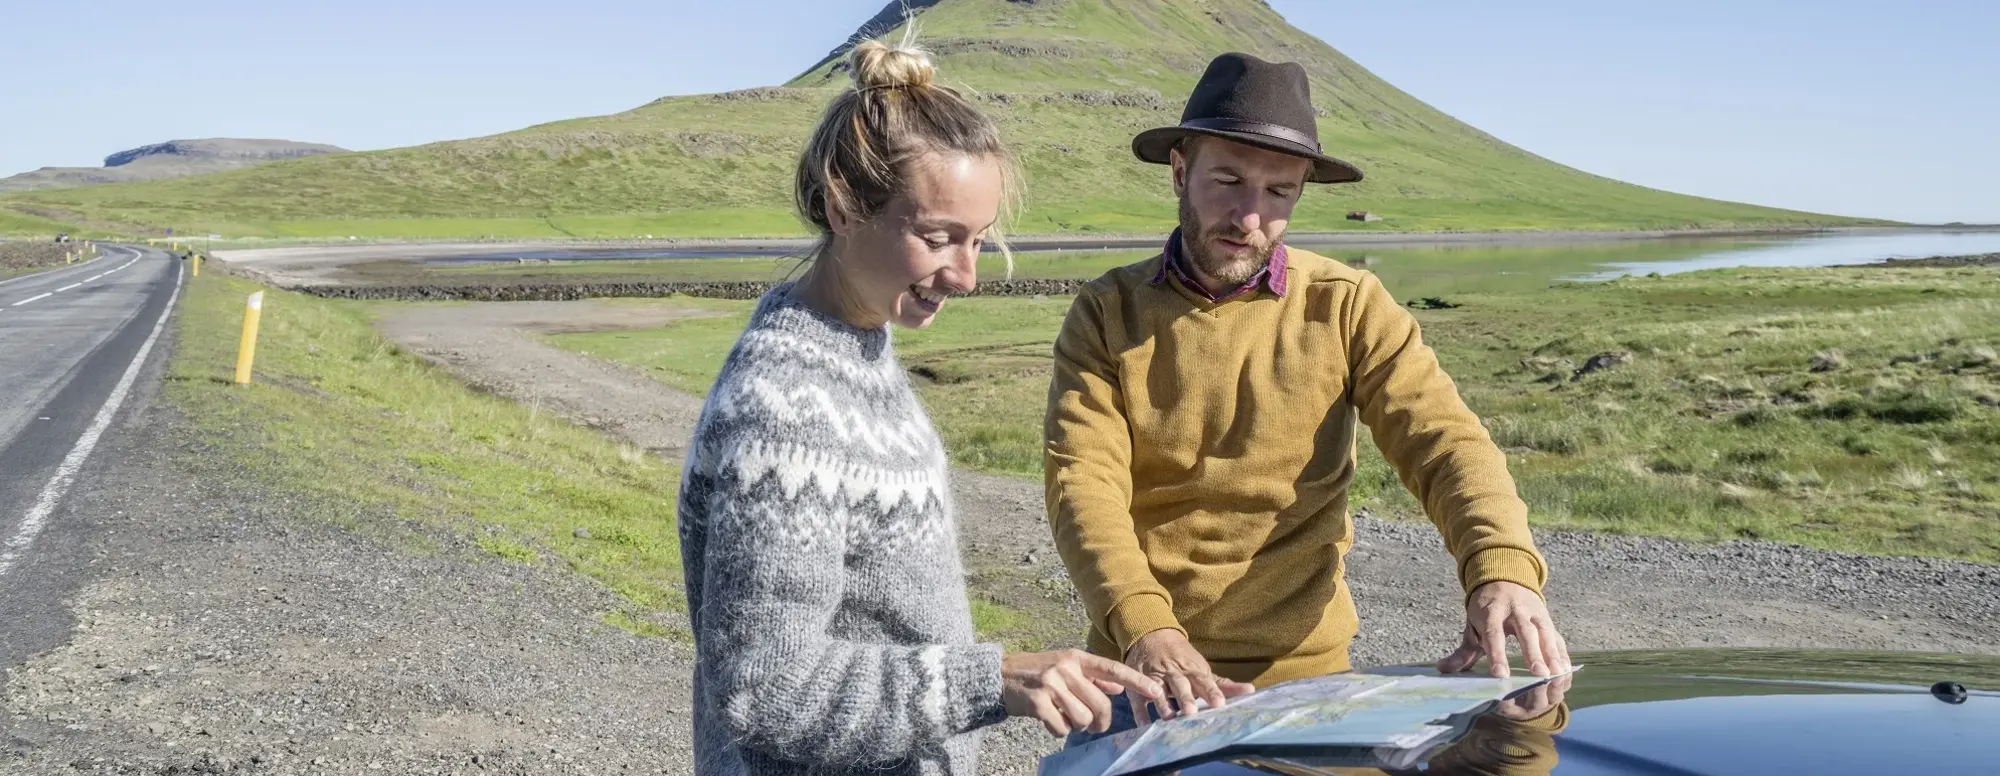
[2,399,697,773]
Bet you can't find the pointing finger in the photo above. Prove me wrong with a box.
[1168,673,1198,720]
[1550,624,1574,673]
[1514,613,1549,677]
[1081,656,1162,701]
[1482,612,1510,678]
[1194,673,1228,713]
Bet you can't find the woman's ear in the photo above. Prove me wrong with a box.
[826,184,858,236]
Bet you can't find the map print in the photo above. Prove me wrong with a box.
[1037,670,1573,776]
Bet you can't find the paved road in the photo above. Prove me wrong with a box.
[0,244,181,672]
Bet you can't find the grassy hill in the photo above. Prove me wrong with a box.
[0,0,1879,238]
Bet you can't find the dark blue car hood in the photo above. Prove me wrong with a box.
[1175,649,2000,776]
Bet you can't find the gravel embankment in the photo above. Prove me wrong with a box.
[1861,252,2000,268]
[292,278,1087,302]
[0,241,89,276]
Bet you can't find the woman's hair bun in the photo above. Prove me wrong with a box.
[850,39,936,92]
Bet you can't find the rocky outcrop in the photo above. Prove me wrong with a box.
[103,139,346,168]
[799,0,950,79]
[0,138,347,193]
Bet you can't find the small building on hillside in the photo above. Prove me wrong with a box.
[1346,211,1382,222]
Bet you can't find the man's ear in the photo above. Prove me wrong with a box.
[1169,147,1190,198]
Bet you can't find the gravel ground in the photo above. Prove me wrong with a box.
[374,301,714,462]
[7,296,1997,775]
[2,401,696,774]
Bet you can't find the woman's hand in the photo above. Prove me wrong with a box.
[1002,649,1164,737]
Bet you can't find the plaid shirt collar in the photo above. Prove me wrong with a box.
[1148,227,1288,302]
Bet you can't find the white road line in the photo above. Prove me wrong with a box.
[56,283,82,292]
[12,292,53,306]
[86,274,106,282]
[0,260,183,578]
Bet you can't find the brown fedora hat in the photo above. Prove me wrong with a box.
[1134,52,1363,184]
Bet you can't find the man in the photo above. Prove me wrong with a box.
[1043,52,1572,736]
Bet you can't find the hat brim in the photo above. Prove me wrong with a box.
[1133,126,1363,184]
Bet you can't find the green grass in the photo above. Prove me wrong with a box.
[0,0,1879,239]
[549,266,2000,564]
[601,609,689,640]
[970,598,1032,646]
[0,206,83,236]
[167,274,691,624]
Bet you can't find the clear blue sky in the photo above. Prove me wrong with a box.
[2,0,1993,223]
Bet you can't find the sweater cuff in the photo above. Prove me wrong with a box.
[944,643,1007,735]
[1107,593,1184,657]
[1461,547,1546,601]
[1517,702,1570,733]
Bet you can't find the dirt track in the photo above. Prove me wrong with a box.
[368,298,2000,772]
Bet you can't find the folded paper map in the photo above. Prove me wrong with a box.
[1037,669,1575,776]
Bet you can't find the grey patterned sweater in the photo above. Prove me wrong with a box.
[678,284,1008,775]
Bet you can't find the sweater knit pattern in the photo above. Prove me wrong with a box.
[679,285,1006,776]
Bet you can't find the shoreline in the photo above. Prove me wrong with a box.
[276,249,2000,304]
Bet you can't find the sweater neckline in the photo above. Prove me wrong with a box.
[1162,265,1261,317]
[757,281,892,363]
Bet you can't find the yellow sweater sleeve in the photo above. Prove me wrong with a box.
[1044,288,1185,654]
[1344,273,1548,599]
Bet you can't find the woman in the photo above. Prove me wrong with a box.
[677,39,1162,776]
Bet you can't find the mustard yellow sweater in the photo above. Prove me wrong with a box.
[1043,247,1548,686]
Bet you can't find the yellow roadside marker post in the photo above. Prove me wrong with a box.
[193,253,201,277]
[234,292,264,384]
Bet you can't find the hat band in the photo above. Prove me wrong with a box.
[1180,117,1321,153]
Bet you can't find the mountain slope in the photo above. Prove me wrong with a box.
[0,139,347,194]
[0,0,1876,238]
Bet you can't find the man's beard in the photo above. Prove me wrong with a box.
[1177,195,1279,287]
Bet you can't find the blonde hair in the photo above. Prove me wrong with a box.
[793,38,1019,277]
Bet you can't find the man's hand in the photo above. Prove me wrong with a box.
[1496,672,1572,720]
[1124,629,1256,724]
[1002,649,1165,737]
[1438,581,1572,678]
